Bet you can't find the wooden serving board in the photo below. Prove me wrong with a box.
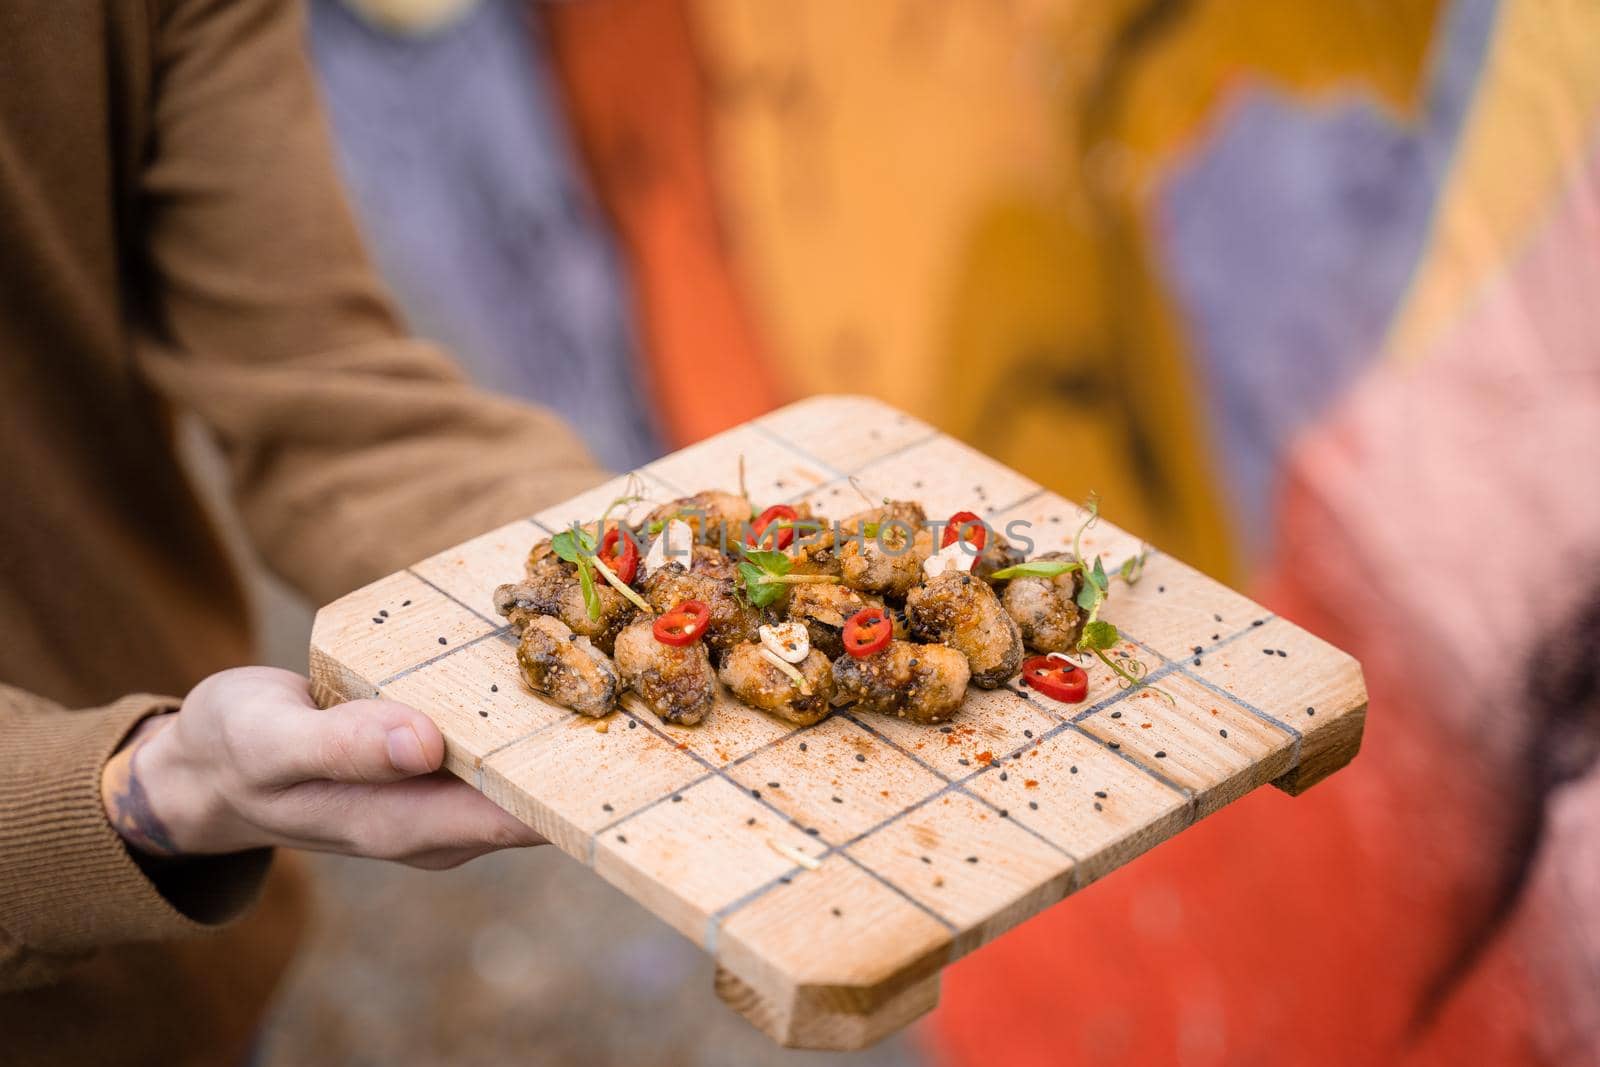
[309,395,1367,1049]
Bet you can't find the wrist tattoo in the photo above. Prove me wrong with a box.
[104,733,178,856]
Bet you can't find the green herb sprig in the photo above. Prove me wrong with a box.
[990,496,1170,702]
[551,523,651,619]
[735,546,839,607]
[550,527,601,620]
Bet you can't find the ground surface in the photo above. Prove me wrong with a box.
[258,849,926,1067]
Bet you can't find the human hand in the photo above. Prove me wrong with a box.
[101,666,542,869]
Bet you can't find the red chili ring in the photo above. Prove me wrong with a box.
[596,526,640,585]
[941,510,988,552]
[842,606,893,658]
[1020,655,1088,703]
[653,600,711,647]
[747,504,800,550]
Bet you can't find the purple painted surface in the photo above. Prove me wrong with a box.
[1154,0,1497,558]
[308,0,664,471]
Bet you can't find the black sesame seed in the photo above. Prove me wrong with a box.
[831,796,843,804]
[746,817,756,826]
[780,876,792,884]
[1017,690,1031,700]
[1192,646,1203,655]
[1070,765,1078,774]
[438,637,448,645]
[1306,707,1316,716]
[1193,658,1202,666]
[909,658,919,667]
[1213,613,1222,622]
[921,855,932,864]
[855,754,867,763]
[1155,751,1167,759]
[939,726,953,734]
[671,795,683,803]
[402,599,412,607]
[751,789,761,799]
[1024,729,1034,739]
[767,781,781,789]
[999,771,1008,781]
[490,684,499,693]
[999,809,1009,818]
[958,758,970,766]
[831,907,842,917]
[1220,728,1228,738]
[478,710,488,718]
[603,803,614,812]
[371,617,384,625]
[1028,801,1038,810]
[616,834,627,843]
[379,609,389,618]
[1111,711,1122,719]
[1251,619,1265,627]
[965,856,978,864]
[568,633,580,642]
[799,742,808,751]
[1094,790,1107,798]
[1108,742,1120,750]
[1276,649,1288,657]
[1157,585,1165,593]
[1211,634,1220,641]
[1262,648,1274,656]
[806,828,819,836]
[1094,801,1103,812]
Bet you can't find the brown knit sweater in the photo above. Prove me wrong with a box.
[0,2,606,1063]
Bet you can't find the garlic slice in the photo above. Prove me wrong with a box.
[642,518,694,577]
[759,647,812,695]
[922,538,976,579]
[758,621,810,664]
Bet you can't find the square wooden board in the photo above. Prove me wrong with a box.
[310,395,1367,1049]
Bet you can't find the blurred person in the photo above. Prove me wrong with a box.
[0,1,609,1063]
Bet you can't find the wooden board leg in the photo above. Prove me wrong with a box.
[714,966,942,1051]
[1271,701,1367,795]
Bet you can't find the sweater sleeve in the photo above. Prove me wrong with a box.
[0,685,271,992]
[132,0,609,604]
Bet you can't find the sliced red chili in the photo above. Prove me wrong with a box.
[747,504,799,549]
[842,606,893,658]
[941,510,987,552]
[596,526,639,584]
[653,600,710,647]
[1020,655,1088,703]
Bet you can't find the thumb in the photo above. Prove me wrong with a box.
[261,698,446,786]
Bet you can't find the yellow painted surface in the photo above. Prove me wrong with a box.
[691,0,1445,580]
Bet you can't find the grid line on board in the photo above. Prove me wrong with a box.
[608,702,961,941]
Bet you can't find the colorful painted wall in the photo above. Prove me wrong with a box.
[312,0,1600,1059]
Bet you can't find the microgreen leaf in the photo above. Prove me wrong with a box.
[550,526,597,563]
[736,546,794,608]
[738,563,787,608]
[551,526,604,620]
[576,558,600,620]
[988,560,1082,581]
[1118,548,1150,584]
[1075,580,1101,614]
[1079,620,1120,651]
